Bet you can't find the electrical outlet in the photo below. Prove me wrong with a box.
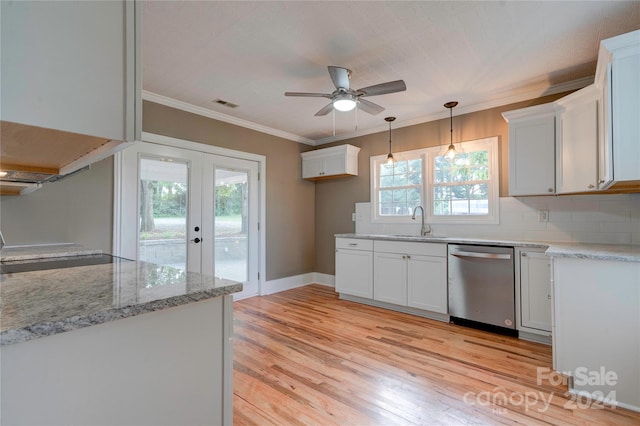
[539,209,549,222]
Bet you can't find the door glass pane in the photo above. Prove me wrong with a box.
[138,158,188,271]
[214,168,248,282]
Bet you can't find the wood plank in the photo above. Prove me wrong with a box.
[233,284,640,425]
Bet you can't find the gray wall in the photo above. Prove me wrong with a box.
[0,157,114,253]
[312,93,571,275]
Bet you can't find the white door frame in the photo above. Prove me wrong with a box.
[113,131,267,297]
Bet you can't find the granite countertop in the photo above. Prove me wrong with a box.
[0,243,102,262]
[335,233,640,262]
[545,243,640,263]
[1,260,242,345]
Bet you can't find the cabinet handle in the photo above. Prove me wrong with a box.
[588,184,595,189]
[547,294,552,300]
[548,188,553,193]
[599,179,605,184]
[348,243,358,247]
[521,252,527,257]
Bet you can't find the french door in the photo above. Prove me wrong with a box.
[117,140,260,300]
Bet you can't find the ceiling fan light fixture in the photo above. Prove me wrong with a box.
[333,93,357,112]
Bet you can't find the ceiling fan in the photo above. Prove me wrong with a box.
[284,66,406,116]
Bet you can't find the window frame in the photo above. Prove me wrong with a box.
[370,137,500,225]
[370,148,427,223]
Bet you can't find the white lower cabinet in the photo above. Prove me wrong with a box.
[373,241,447,314]
[407,254,447,313]
[552,256,640,411]
[335,238,373,299]
[516,248,552,341]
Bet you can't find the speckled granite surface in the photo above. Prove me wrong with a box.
[1,260,242,345]
[335,233,640,262]
[545,243,640,262]
[0,244,101,261]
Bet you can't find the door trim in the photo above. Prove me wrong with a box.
[113,131,267,296]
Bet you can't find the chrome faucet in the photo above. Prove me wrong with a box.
[412,206,431,236]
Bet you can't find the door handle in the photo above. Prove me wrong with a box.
[451,251,511,260]
[191,237,201,244]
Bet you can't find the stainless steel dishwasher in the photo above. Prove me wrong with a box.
[448,244,516,335]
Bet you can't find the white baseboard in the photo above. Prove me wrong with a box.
[263,272,335,295]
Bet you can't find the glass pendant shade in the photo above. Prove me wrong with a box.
[384,116,396,165]
[443,101,459,161]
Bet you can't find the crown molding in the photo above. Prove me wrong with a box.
[143,75,592,147]
[142,91,316,145]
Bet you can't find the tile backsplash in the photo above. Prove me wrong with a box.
[355,193,640,245]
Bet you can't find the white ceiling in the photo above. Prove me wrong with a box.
[142,1,640,146]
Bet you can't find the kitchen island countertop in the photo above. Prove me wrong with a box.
[0,243,102,261]
[0,259,242,345]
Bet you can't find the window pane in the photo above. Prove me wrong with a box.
[393,173,408,186]
[469,183,488,199]
[434,200,450,215]
[394,161,408,174]
[379,202,394,215]
[380,163,394,176]
[408,159,422,173]
[393,189,406,202]
[380,175,394,188]
[452,199,470,215]
[469,199,489,215]
[434,168,450,183]
[433,185,450,201]
[139,158,188,271]
[451,166,469,182]
[380,189,393,202]
[470,166,489,181]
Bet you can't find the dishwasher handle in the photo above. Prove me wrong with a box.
[450,250,512,260]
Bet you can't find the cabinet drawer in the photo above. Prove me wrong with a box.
[374,241,446,257]
[336,238,373,251]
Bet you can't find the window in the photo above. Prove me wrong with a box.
[371,149,426,222]
[371,137,499,224]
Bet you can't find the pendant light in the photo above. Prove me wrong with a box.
[384,116,396,165]
[444,101,459,161]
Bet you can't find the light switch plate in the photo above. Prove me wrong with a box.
[539,209,549,222]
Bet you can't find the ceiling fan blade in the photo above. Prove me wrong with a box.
[285,92,332,98]
[356,80,406,97]
[328,66,351,89]
[357,98,385,115]
[314,103,335,116]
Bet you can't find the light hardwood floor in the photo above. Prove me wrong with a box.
[233,284,640,425]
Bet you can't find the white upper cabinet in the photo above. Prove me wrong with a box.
[301,144,360,180]
[0,0,141,191]
[1,0,140,142]
[502,104,556,196]
[595,30,640,189]
[555,85,600,194]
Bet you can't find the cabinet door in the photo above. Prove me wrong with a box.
[611,49,640,182]
[302,157,324,179]
[335,249,373,298]
[373,252,407,306]
[509,116,556,196]
[520,251,552,332]
[407,255,447,314]
[321,154,346,176]
[556,92,599,194]
[1,0,138,142]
